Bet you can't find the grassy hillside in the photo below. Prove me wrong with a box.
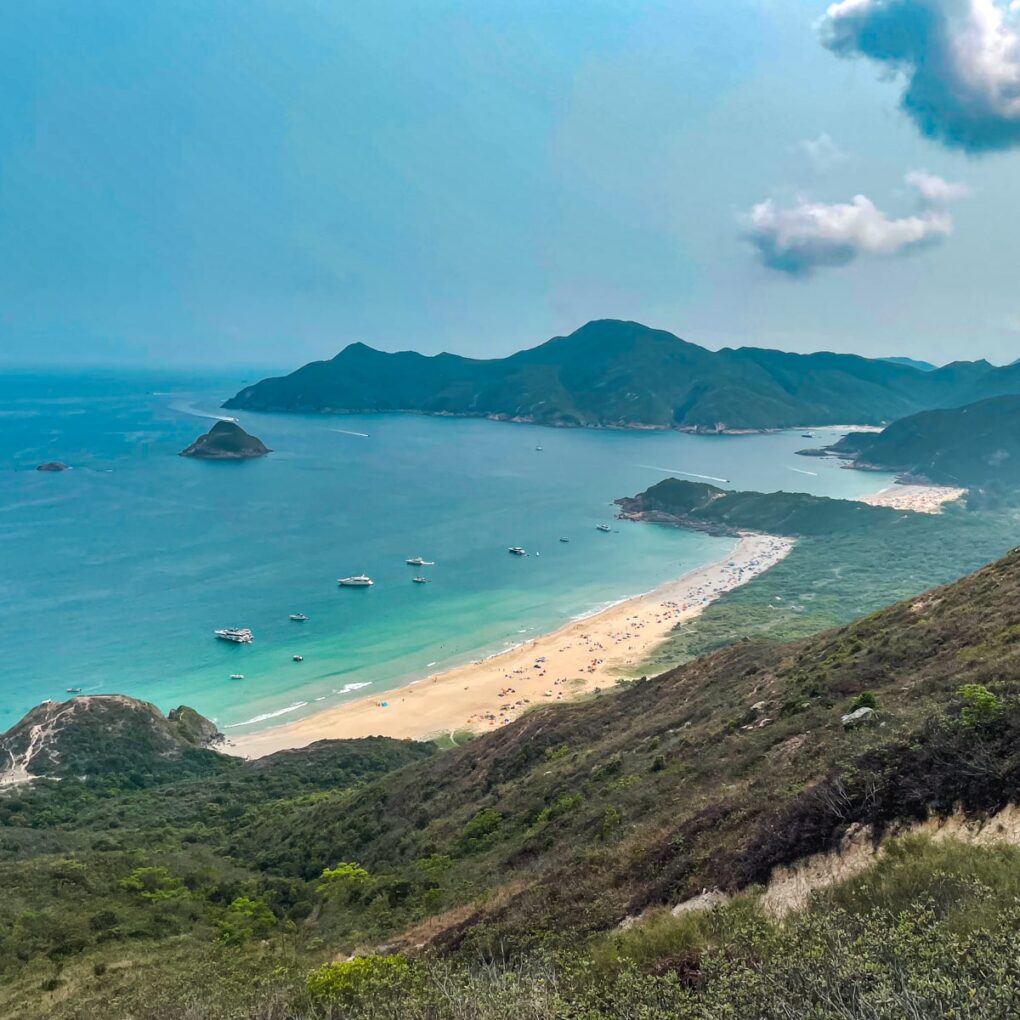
[7,538,1020,1016]
[222,319,1020,431]
[828,394,1020,492]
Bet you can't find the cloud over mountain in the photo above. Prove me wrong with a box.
[821,0,1020,152]
[744,171,967,276]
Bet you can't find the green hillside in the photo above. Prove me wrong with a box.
[222,319,1020,431]
[615,477,900,536]
[829,394,1020,491]
[7,540,1020,1016]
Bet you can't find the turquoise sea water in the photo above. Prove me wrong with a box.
[0,369,894,735]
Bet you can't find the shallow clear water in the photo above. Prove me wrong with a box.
[0,369,894,733]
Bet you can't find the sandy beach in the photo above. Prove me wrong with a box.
[859,482,966,514]
[228,532,794,758]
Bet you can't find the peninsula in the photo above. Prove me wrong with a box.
[178,420,271,459]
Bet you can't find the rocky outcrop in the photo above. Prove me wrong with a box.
[36,462,70,472]
[179,420,271,459]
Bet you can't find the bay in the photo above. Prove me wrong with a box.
[0,369,894,733]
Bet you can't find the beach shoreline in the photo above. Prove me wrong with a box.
[227,532,794,759]
[857,482,966,514]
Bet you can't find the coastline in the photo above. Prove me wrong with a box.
[227,532,794,759]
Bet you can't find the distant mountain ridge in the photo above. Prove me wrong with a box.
[223,319,1020,431]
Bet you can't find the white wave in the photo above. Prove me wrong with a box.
[224,701,309,728]
[340,681,373,697]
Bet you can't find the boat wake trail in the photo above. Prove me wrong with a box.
[168,401,238,423]
[636,465,730,484]
[329,428,370,438]
[786,466,818,477]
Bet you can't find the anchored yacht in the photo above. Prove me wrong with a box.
[596,524,612,533]
[508,546,527,556]
[215,627,253,643]
[289,613,308,622]
[338,575,374,587]
[412,576,431,584]
[405,557,435,566]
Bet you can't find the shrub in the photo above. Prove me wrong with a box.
[456,809,502,855]
[215,897,276,946]
[957,684,1001,728]
[850,691,878,711]
[306,954,410,1009]
[317,862,370,902]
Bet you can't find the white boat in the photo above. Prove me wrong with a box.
[292,655,304,662]
[338,575,374,587]
[412,576,431,584]
[66,687,82,694]
[215,628,253,643]
[535,446,543,451]
[508,546,527,556]
[289,613,308,622]
[405,556,435,566]
[230,673,245,680]
[559,537,570,543]
[596,524,612,533]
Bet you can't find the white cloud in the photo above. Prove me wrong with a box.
[795,132,850,170]
[821,0,1020,152]
[904,168,972,203]
[743,171,968,276]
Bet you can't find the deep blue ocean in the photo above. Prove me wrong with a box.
[0,369,894,734]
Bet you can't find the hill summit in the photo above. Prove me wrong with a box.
[223,319,1020,431]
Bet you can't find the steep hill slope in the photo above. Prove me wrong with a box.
[8,548,1020,1017]
[223,319,1020,431]
[829,394,1020,490]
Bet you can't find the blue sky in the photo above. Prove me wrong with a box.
[1,0,1019,367]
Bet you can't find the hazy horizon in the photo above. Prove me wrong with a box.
[3,1,1020,368]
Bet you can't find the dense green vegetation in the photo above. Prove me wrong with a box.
[223,319,1020,430]
[639,487,1020,666]
[827,393,1020,491]
[6,540,1020,1016]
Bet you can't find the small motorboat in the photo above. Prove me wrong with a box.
[230,674,245,680]
[292,655,304,662]
[412,576,431,584]
[535,446,543,451]
[338,575,374,587]
[559,537,570,543]
[596,524,612,533]
[66,687,82,694]
[508,546,527,556]
[289,613,308,622]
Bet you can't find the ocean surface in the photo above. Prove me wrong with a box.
[0,368,895,735]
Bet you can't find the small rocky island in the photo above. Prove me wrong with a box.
[36,461,70,472]
[179,420,271,460]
